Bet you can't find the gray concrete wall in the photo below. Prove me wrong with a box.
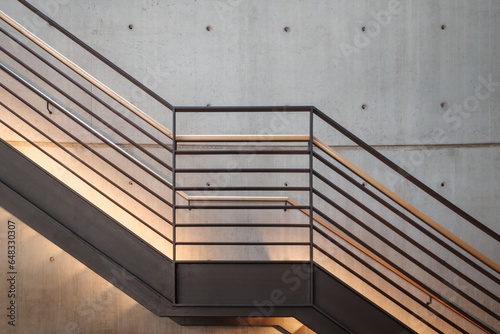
[0,1,499,333]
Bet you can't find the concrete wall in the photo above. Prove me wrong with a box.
[0,0,499,333]
[0,207,290,334]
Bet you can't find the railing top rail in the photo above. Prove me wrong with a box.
[175,106,313,113]
[18,0,175,112]
[0,25,174,153]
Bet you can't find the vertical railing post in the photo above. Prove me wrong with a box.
[172,107,177,305]
[309,106,314,305]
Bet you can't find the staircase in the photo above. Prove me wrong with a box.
[1,2,499,333]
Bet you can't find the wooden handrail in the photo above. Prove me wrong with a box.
[313,137,500,275]
[310,209,492,333]
[0,10,173,140]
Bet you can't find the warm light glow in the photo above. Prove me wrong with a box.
[3,141,173,260]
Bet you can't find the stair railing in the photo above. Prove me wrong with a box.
[1,5,499,333]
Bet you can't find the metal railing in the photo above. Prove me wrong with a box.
[169,107,500,333]
[0,9,175,259]
[1,3,499,333]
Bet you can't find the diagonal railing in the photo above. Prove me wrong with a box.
[1,4,499,333]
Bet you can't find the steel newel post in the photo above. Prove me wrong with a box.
[172,107,177,304]
[309,107,314,305]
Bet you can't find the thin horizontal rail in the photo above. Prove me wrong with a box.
[176,242,310,246]
[0,26,173,153]
[175,260,309,264]
[314,107,500,244]
[183,196,288,202]
[312,207,493,333]
[313,137,500,275]
[0,9,173,138]
[176,224,310,228]
[176,135,310,142]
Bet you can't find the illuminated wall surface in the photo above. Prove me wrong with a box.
[0,208,295,334]
[0,0,499,333]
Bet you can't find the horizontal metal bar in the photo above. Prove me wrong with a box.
[176,205,310,210]
[175,260,310,264]
[176,224,310,228]
[313,151,500,284]
[184,196,289,202]
[176,242,310,246]
[174,106,312,112]
[176,150,310,155]
[175,168,309,174]
[177,135,309,142]
[171,303,313,308]
[0,64,174,191]
[313,171,500,305]
[176,186,309,192]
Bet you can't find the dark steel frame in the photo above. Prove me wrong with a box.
[1,4,499,332]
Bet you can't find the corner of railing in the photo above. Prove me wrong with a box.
[308,106,315,305]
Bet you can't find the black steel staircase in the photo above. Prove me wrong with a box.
[0,2,499,333]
